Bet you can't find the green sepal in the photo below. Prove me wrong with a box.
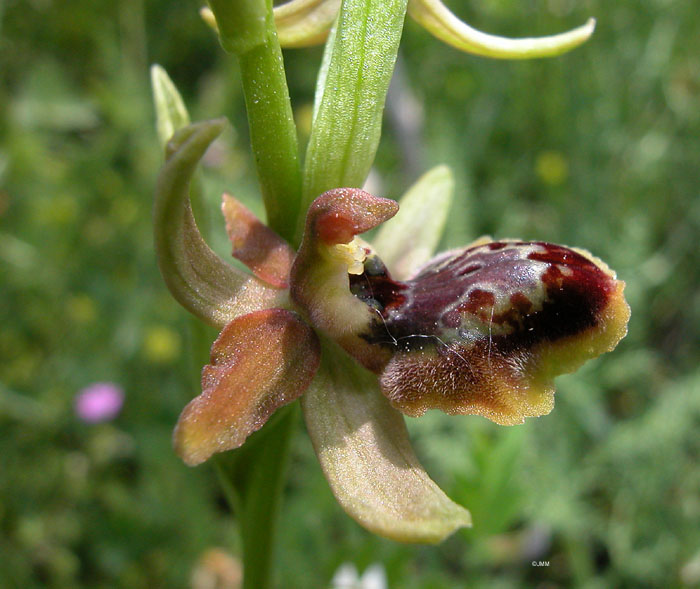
[301,339,472,543]
[154,119,286,329]
[372,164,454,280]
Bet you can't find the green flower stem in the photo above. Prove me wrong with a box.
[208,0,302,244]
[214,404,299,589]
[237,44,302,242]
[207,0,267,54]
[198,3,303,584]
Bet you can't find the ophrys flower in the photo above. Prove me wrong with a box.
[154,119,629,542]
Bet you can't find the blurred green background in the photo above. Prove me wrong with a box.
[1,0,699,587]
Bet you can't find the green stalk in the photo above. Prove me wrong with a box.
[197,4,303,585]
[208,0,302,244]
[238,44,302,242]
[214,404,298,589]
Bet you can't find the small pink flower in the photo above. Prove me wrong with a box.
[75,382,124,423]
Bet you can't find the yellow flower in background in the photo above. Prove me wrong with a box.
[536,150,570,187]
[66,294,98,325]
[143,325,181,364]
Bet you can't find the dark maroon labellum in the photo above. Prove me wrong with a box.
[348,240,629,424]
[353,241,614,352]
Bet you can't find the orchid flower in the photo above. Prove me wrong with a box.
[153,116,629,542]
[151,0,629,559]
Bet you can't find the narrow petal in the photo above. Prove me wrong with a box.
[221,194,295,288]
[274,0,340,48]
[302,340,471,543]
[365,240,630,424]
[174,309,320,466]
[408,0,595,59]
[372,165,454,280]
[154,120,286,329]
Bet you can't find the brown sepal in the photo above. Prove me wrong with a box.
[174,308,321,465]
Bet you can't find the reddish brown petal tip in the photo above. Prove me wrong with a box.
[173,309,320,465]
[222,194,295,288]
[305,188,398,245]
[349,240,629,424]
[290,189,399,344]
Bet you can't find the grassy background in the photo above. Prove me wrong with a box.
[1,0,698,587]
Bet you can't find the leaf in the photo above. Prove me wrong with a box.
[300,0,408,236]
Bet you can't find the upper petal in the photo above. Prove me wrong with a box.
[174,308,321,465]
[221,193,295,288]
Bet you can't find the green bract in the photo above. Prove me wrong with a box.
[300,0,408,230]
